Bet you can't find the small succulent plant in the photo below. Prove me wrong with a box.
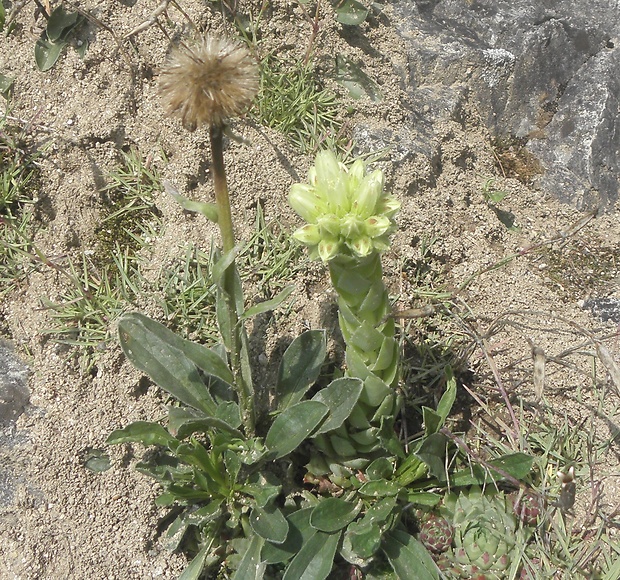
[419,514,454,555]
[436,486,528,579]
[512,490,543,527]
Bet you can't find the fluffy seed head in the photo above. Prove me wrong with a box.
[158,35,259,130]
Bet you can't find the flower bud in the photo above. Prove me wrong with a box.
[292,224,322,245]
[363,215,390,238]
[289,183,325,222]
[317,214,342,237]
[318,237,341,262]
[347,236,373,257]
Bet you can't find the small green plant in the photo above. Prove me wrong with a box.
[253,56,343,153]
[0,113,40,297]
[95,147,162,265]
[34,5,88,71]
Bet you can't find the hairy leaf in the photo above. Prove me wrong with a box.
[266,400,329,458]
[276,330,326,409]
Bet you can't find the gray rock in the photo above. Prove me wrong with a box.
[391,0,620,209]
[583,297,620,323]
[0,341,30,425]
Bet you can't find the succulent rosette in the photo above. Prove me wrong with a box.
[419,514,454,555]
[288,150,400,262]
[437,487,527,579]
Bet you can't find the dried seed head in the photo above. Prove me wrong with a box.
[158,35,259,130]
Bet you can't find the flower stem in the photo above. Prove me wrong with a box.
[210,124,235,253]
[209,124,255,435]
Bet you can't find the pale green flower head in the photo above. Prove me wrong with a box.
[288,150,400,261]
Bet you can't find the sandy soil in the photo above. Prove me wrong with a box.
[1,1,619,578]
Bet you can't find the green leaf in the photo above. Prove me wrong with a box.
[0,73,11,99]
[212,246,240,284]
[365,457,393,481]
[358,479,401,497]
[0,1,5,31]
[262,508,315,565]
[335,54,382,101]
[382,529,440,580]
[276,330,326,410]
[82,449,111,472]
[34,36,67,72]
[436,368,457,425]
[164,180,219,222]
[415,432,449,481]
[232,534,266,580]
[118,312,234,415]
[241,471,282,508]
[249,504,289,544]
[241,285,295,320]
[266,401,329,458]
[178,543,210,580]
[310,497,361,532]
[404,491,442,507]
[334,0,368,25]
[282,530,340,580]
[311,377,363,434]
[46,6,80,42]
[450,452,534,486]
[175,416,243,439]
[345,521,382,559]
[106,421,177,447]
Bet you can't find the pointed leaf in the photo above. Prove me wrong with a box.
[0,73,14,99]
[165,180,219,222]
[282,530,340,580]
[277,330,326,409]
[382,529,440,580]
[178,543,210,580]
[241,285,295,320]
[249,504,289,544]
[232,534,265,580]
[106,421,176,447]
[450,452,534,486]
[312,377,363,434]
[436,367,457,425]
[414,432,449,481]
[176,416,243,439]
[310,497,361,532]
[358,479,401,497]
[46,6,80,41]
[266,401,329,458]
[118,312,234,415]
[34,36,67,72]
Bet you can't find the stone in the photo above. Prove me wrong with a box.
[391,0,620,209]
[0,341,30,426]
[583,297,620,324]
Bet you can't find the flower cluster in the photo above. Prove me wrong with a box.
[288,151,400,262]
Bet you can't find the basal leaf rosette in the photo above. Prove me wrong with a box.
[438,487,526,579]
[288,150,400,262]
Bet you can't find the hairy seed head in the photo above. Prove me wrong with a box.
[158,35,259,130]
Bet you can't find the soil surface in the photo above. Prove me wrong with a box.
[1,1,619,578]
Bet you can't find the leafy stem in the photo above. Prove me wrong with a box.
[210,123,255,435]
